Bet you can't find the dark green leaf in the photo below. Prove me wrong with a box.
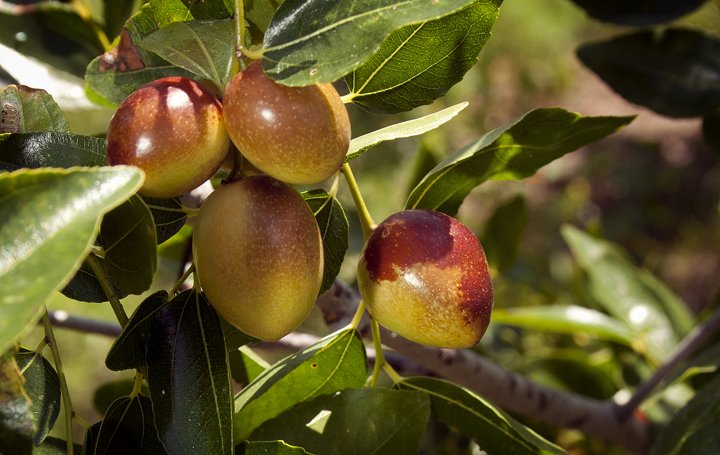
[345,102,468,162]
[233,328,367,441]
[142,196,188,244]
[32,436,82,454]
[245,0,283,35]
[0,85,69,134]
[0,133,106,172]
[654,375,720,455]
[261,0,479,85]
[92,379,136,415]
[81,422,101,455]
[0,167,143,354]
[570,0,705,26]
[562,225,695,363]
[250,388,430,454]
[406,108,633,215]
[347,0,499,113]
[399,377,566,454]
[147,290,233,455]
[492,305,636,347]
[481,195,527,272]
[106,291,169,371]
[577,29,720,118]
[137,19,235,88]
[93,395,167,455]
[238,440,311,454]
[229,346,270,386]
[102,0,141,39]
[16,349,61,446]
[63,195,157,302]
[149,0,232,26]
[222,318,258,352]
[302,190,349,294]
[0,351,34,452]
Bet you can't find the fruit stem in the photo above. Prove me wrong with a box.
[234,0,264,63]
[382,362,404,384]
[369,318,386,387]
[86,253,129,327]
[341,162,376,239]
[170,263,195,296]
[42,309,75,455]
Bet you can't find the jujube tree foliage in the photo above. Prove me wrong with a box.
[1,0,719,454]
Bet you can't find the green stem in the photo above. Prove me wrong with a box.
[130,371,144,398]
[86,253,128,327]
[42,310,75,455]
[368,318,385,387]
[234,0,264,62]
[342,162,376,239]
[382,362,404,384]
[349,300,366,330]
[170,263,196,296]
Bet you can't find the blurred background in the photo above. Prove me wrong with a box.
[3,0,720,453]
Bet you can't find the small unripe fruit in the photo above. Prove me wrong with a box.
[192,175,323,341]
[357,210,493,348]
[222,61,351,185]
[107,77,229,198]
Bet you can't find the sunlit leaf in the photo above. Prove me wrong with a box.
[233,328,367,441]
[347,1,499,113]
[0,167,143,354]
[0,133,106,172]
[577,29,720,118]
[261,0,479,85]
[302,190,349,294]
[147,290,233,455]
[346,102,468,161]
[250,388,430,454]
[399,377,566,454]
[0,85,69,133]
[406,108,633,215]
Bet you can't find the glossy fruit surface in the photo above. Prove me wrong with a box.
[222,61,351,185]
[357,210,493,348]
[107,77,229,198]
[192,175,323,341]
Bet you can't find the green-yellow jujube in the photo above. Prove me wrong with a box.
[192,175,323,341]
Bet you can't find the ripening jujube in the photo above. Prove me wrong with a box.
[106,77,229,198]
[192,175,323,341]
[357,209,494,348]
[222,61,351,185]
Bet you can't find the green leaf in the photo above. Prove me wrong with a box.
[106,291,169,371]
[250,388,430,454]
[245,0,283,35]
[142,196,188,244]
[347,1,499,113]
[233,328,367,441]
[147,290,233,455]
[16,349,61,446]
[93,395,167,454]
[406,108,633,215]
[481,195,527,272]
[302,190,349,294]
[577,29,720,118]
[399,377,566,454]
[32,436,82,454]
[492,305,636,347]
[81,422,101,455]
[345,102,468,161]
[0,133,106,171]
[0,351,34,453]
[0,85,69,134]
[229,346,270,386]
[570,0,705,26]
[0,167,143,354]
[238,440,311,454]
[137,19,235,88]
[654,375,720,455]
[562,225,696,363]
[102,0,141,39]
[92,379,137,415]
[149,0,231,26]
[261,0,479,85]
[62,195,157,302]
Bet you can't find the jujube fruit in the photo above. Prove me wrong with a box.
[357,210,493,348]
[192,175,323,341]
[106,77,229,198]
[222,61,351,185]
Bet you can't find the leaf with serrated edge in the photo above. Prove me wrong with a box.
[407,108,633,215]
[302,190,349,294]
[261,0,479,85]
[400,377,566,455]
[147,290,233,455]
[0,166,143,354]
[233,328,367,441]
[346,102,468,161]
[347,1,499,113]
